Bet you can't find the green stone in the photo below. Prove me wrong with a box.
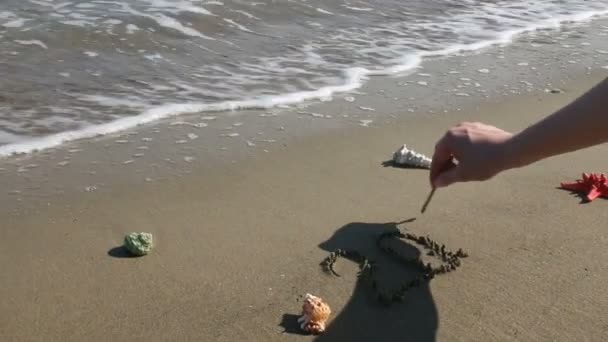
[124,232,154,256]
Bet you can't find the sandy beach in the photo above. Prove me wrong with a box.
[1,63,608,342]
[1,10,608,341]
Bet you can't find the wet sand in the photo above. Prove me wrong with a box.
[1,69,608,341]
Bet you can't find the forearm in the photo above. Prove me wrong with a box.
[505,77,608,169]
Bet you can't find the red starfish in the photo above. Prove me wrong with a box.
[560,173,608,202]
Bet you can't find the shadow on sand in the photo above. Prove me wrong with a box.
[555,186,606,204]
[312,219,438,342]
[381,160,431,170]
[278,313,309,336]
[107,246,141,258]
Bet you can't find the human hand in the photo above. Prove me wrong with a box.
[430,122,514,188]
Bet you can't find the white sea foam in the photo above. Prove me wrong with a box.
[59,20,89,27]
[139,0,214,16]
[223,18,254,33]
[152,13,213,38]
[231,10,260,20]
[343,6,373,12]
[0,68,366,156]
[120,3,215,39]
[104,19,122,25]
[3,18,28,28]
[0,11,16,19]
[316,8,334,15]
[14,40,48,49]
[126,24,140,34]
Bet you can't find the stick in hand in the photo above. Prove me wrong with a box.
[420,157,457,214]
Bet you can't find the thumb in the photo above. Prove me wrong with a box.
[433,167,464,188]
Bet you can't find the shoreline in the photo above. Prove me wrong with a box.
[2,15,608,160]
[1,16,607,216]
[1,10,607,156]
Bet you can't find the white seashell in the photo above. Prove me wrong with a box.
[392,144,432,169]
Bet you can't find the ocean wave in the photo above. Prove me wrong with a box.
[0,0,607,156]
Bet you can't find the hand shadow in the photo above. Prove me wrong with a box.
[314,219,438,342]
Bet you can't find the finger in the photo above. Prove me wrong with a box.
[433,166,464,188]
[430,148,452,184]
[430,134,455,183]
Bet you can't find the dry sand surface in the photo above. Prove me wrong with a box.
[2,74,608,341]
